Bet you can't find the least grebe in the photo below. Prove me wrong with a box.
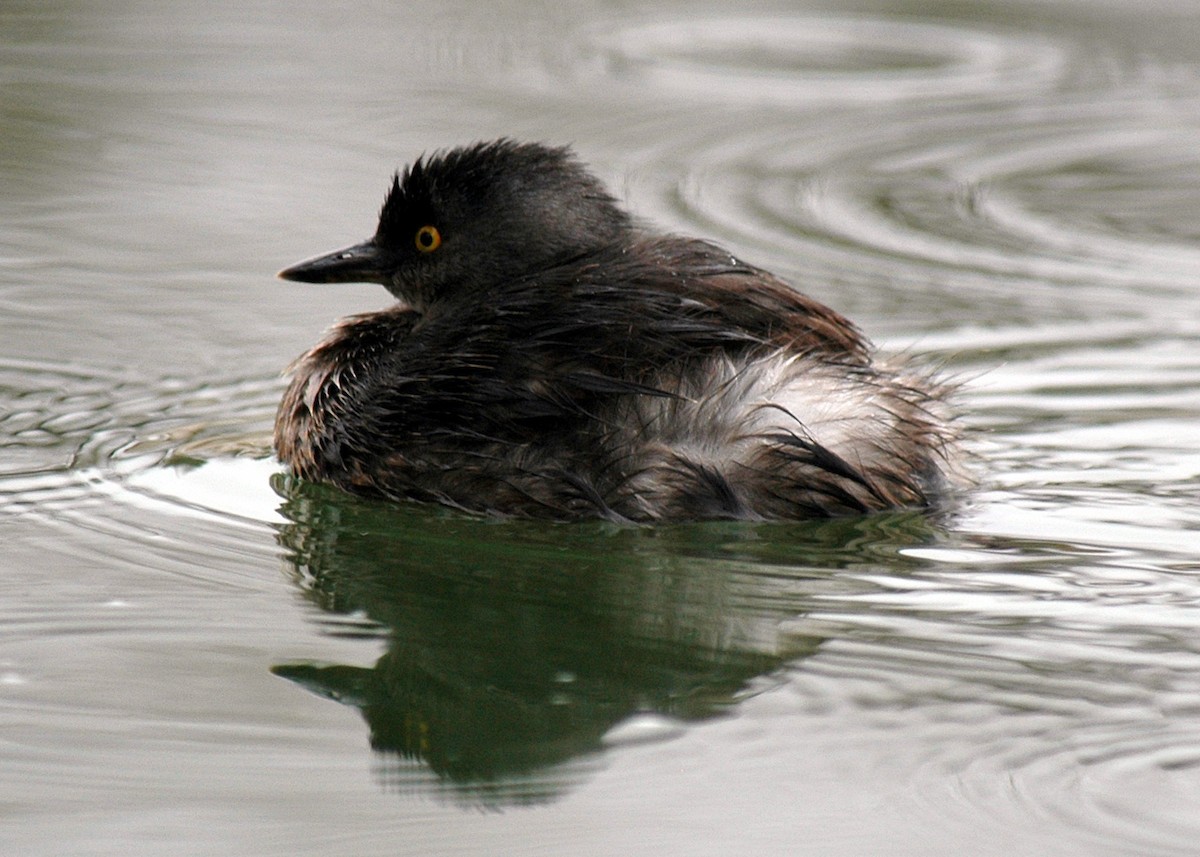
[275,140,960,521]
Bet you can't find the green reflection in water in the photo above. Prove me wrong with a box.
[270,474,943,804]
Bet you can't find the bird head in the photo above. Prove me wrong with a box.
[278,140,633,312]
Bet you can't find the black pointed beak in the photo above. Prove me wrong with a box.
[277,240,393,284]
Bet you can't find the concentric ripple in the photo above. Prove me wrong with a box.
[779,553,1200,856]
[634,93,1200,329]
[955,712,1200,857]
[588,16,1066,105]
[0,359,283,583]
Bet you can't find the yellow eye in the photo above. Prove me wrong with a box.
[415,225,441,253]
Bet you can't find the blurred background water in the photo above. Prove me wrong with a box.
[2,1,1200,855]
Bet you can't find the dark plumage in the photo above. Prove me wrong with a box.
[275,140,961,521]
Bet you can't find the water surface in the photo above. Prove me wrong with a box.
[3,1,1200,855]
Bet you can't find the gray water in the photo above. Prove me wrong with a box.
[3,1,1200,854]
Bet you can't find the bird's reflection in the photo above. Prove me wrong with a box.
[270,474,939,804]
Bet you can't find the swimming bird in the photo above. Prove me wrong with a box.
[275,140,960,521]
